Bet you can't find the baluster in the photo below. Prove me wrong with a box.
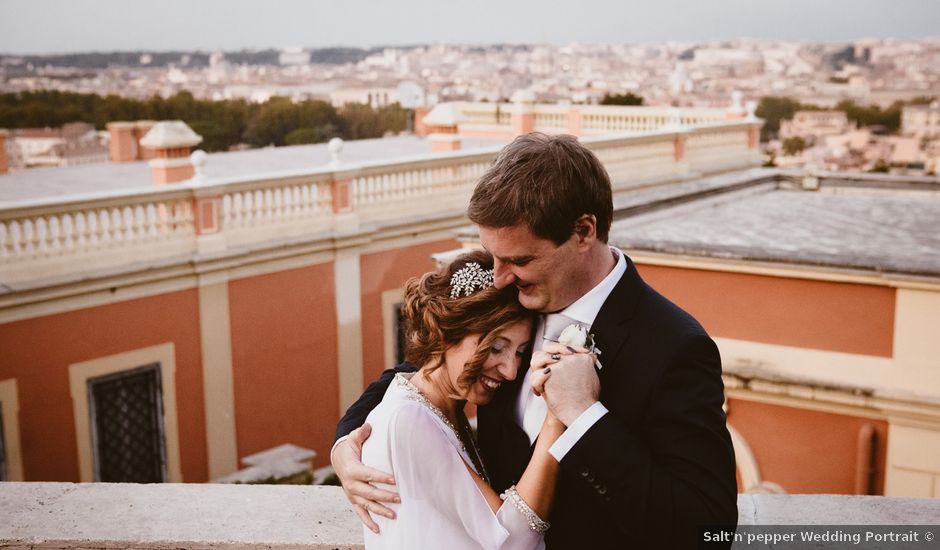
[273,187,283,219]
[0,222,7,259]
[222,194,232,226]
[94,209,108,245]
[48,215,61,253]
[242,192,253,226]
[231,193,243,227]
[61,214,75,251]
[145,204,158,237]
[109,208,123,243]
[132,206,145,241]
[10,221,22,256]
[301,184,312,214]
[35,217,48,254]
[122,206,135,241]
[253,190,264,223]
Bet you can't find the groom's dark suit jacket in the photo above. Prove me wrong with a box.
[336,256,737,549]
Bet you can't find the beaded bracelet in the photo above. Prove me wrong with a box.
[500,485,551,534]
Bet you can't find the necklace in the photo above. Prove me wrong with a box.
[394,374,490,484]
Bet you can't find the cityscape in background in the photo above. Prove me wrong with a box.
[1,38,938,174]
[1,11,939,543]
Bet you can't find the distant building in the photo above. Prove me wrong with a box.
[902,101,940,139]
[330,87,399,109]
[780,110,854,143]
[7,122,108,170]
[279,47,311,66]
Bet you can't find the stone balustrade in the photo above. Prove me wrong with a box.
[0,120,760,289]
[1,483,938,549]
[456,101,735,135]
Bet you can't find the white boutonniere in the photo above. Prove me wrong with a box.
[555,323,603,370]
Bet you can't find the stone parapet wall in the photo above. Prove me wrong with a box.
[2,483,939,549]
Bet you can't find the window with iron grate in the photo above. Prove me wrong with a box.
[87,363,167,483]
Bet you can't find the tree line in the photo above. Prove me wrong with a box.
[755,95,935,142]
[0,90,412,152]
[0,47,388,69]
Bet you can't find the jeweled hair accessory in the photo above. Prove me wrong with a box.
[449,262,495,299]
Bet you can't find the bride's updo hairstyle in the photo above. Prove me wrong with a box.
[401,250,534,396]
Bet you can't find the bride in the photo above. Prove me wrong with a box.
[360,251,564,549]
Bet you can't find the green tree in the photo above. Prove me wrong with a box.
[835,99,901,132]
[755,97,803,142]
[242,97,340,147]
[600,92,644,106]
[782,136,807,156]
[340,103,383,139]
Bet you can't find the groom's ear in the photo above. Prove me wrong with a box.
[573,214,597,245]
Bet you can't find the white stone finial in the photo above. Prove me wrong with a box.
[510,89,537,104]
[746,100,758,120]
[728,90,745,115]
[190,150,207,182]
[328,137,344,165]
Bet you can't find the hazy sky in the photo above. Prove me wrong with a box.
[1,0,938,54]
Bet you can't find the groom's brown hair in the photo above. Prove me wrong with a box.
[468,132,613,245]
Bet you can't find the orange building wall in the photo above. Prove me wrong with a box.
[636,264,896,357]
[728,398,888,494]
[359,239,460,384]
[228,263,339,468]
[0,290,207,482]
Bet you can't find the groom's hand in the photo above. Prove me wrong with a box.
[533,342,601,426]
[331,423,400,533]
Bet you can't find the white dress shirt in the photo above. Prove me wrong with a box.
[517,246,627,461]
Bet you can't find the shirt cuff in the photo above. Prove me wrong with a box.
[548,402,608,461]
[330,435,349,462]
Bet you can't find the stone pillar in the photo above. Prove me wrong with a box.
[134,120,157,160]
[139,121,203,184]
[0,129,8,174]
[107,121,138,162]
[511,89,536,136]
[673,129,690,176]
[567,107,583,136]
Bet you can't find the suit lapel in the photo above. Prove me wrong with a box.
[590,255,644,382]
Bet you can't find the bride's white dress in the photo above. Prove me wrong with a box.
[361,373,545,550]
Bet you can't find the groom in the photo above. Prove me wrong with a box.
[332,133,737,549]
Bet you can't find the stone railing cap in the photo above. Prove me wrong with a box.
[422,103,468,126]
[139,121,203,149]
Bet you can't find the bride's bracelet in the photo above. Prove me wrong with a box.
[500,485,551,534]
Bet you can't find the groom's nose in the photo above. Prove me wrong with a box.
[492,259,517,289]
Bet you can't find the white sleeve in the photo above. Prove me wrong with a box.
[389,404,545,550]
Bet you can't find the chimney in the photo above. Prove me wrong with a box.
[133,120,157,159]
[0,129,8,174]
[139,121,203,184]
[422,103,466,152]
[107,122,138,162]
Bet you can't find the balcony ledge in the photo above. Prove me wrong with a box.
[2,483,938,549]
